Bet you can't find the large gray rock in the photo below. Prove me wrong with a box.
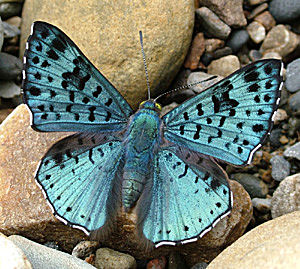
[285,58,300,93]
[284,142,300,160]
[269,0,300,23]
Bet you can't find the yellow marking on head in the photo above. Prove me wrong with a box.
[155,102,162,111]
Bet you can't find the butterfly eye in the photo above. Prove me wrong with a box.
[155,103,162,111]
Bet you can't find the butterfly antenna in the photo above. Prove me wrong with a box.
[154,75,218,102]
[139,31,151,100]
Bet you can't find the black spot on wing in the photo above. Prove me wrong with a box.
[29,87,41,96]
[252,124,264,132]
[47,49,59,60]
[193,124,201,140]
[244,71,259,82]
[52,37,66,52]
[178,164,188,179]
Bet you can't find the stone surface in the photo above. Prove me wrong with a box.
[196,7,231,40]
[0,80,21,98]
[249,50,262,62]
[0,2,22,20]
[5,15,21,28]
[205,38,224,53]
[254,11,276,31]
[247,3,268,20]
[231,173,268,198]
[226,30,249,53]
[0,17,3,51]
[285,58,300,93]
[270,155,290,181]
[21,0,194,109]
[288,91,300,112]
[3,20,20,38]
[271,173,300,218]
[284,142,300,160]
[168,252,187,269]
[207,55,240,77]
[95,248,136,269]
[208,211,300,269]
[247,21,266,44]
[191,262,208,269]
[0,233,32,269]
[252,198,271,213]
[147,256,167,269]
[72,241,99,259]
[0,105,87,251]
[187,72,222,94]
[261,51,282,60]
[198,0,246,27]
[260,25,299,58]
[269,0,300,23]
[0,52,22,80]
[248,0,267,5]
[273,109,288,125]
[213,47,232,59]
[9,235,95,269]
[184,32,205,70]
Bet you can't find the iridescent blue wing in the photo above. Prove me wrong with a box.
[36,133,124,234]
[137,147,232,247]
[23,21,133,132]
[162,60,283,165]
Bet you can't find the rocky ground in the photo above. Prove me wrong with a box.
[0,0,299,268]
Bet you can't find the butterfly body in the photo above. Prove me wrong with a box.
[22,21,283,248]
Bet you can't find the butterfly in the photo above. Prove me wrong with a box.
[22,21,282,248]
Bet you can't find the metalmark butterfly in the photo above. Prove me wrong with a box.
[22,22,282,247]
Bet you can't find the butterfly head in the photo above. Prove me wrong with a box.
[139,100,162,112]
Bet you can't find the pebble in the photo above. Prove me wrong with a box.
[198,0,246,27]
[271,173,300,218]
[249,50,262,61]
[231,173,268,198]
[287,117,300,137]
[184,33,205,70]
[0,52,22,80]
[226,30,249,53]
[95,248,136,269]
[247,3,268,19]
[207,55,240,77]
[284,142,300,161]
[270,155,291,181]
[254,11,276,31]
[248,0,267,5]
[269,129,282,148]
[168,252,188,269]
[279,135,289,145]
[205,38,224,53]
[147,257,167,269]
[0,81,21,98]
[201,52,214,66]
[0,2,22,20]
[191,262,208,269]
[9,235,95,269]
[0,17,3,51]
[285,58,300,93]
[247,21,266,44]
[187,72,223,94]
[273,108,288,125]
[261,51,282,60]
[260,25,299,57]
[196,7,231,40]
[269,0,300,23]
[72,241,99,259]
[252,197,271,213]
[288,91,300,112]
[213,47,232,59]
[2,21,20,38]
[5,15,21,28]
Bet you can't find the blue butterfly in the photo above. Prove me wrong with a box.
[22,21,282,248]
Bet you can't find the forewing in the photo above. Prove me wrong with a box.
[137,148,232,247]
[23,21,133,132]
[162,60,283,165]
[36,133,123,234]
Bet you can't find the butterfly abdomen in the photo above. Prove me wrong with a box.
[122,101,162,210]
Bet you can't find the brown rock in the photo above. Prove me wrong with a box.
[247,3,268,20]
[184,33,205,70]
[207,55,240,77]
[205,38,224,53]
[147,256,167,269]
[20,0,194,109]
[0,105,87,251]
[198,0,247,27]
[254,11,276,31]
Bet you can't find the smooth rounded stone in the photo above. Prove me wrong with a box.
[288,91,300,112]
[5,15,21,28]
[3,20,20,38]
[187,72,223,94]
[0,233,32,269]
[95,248,136,269]
[231,173,268,198]
[0,81,21,98]
[287,117,300,137]
[0,17,3,51]
[198,0,246,27]
[213,47,232,59]
[226,30,249,53]
[254,11,276,31]
[184,33,205,70]
[248,0,267,5]
[196,7,231,40]
[0,52,22,80]
[249,49,262,62]
[247,21,266,44]
[0,2,22,20]
[262,51,282,60]
[260,25,299,58]
[271,173,300,218]
[284,142,300,161]
[205,38,224,53]
[208,211,300,269]
[168,252,187,269]
[191,262,208,269]
[201,52,214,66]
[21,0,194,109]
[270,155,291,181]
[207,55,240,77]
[285,58,300,93]
[9,235,95,269]
[147,256,167,269]
[269,0,300,23]
[269,128,282,147]
[72,241,99,259]
[0,105,88,251]
[247,3,268,20]
[252,197,271,213]
[273,109,288,125]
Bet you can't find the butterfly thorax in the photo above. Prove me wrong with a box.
[122,100,162,210]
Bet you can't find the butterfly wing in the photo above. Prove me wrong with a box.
[23,21,133,132]
[36,133,124,234]
[162,60,283,165]
[137,147,232,247]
